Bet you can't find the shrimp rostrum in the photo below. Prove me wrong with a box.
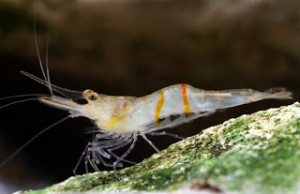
[0,70,293,172]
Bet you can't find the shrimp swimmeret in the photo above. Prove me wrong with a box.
[0,67,293,172]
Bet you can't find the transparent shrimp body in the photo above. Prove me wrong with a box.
[1,71,293,172]
[66,84,291,136]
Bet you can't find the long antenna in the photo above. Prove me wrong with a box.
[0,98,38,110]
[34,16,47,85]
[0,116,70,169]
[34,16,53,95]
[0,94,42,101]
[45,31,53,95]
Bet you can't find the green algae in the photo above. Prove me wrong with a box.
[23,102,300,194]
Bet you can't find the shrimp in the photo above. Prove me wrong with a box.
[1,67,293,172]
[0,26,293,173]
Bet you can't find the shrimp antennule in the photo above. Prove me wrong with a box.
[20,71,83,99]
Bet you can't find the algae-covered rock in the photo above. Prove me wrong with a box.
[23,102,300,194]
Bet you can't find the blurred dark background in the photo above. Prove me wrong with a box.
[0,0,299,193]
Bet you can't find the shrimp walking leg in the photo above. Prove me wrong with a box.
[141,134,160,153]
[73,143,89,175]
[106,150,137,165]
[85,134,136,172]
[148,131,184,140]
[113,137,137,171]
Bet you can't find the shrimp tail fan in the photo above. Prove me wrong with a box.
[264,88,293,100]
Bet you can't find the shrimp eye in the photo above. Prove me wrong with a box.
[84,90,99,101]
[88,92,98,101]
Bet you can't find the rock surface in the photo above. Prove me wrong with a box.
[22,102,300,194]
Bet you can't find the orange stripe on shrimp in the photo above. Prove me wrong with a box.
[181,84,191,115]
[155,90,165,126]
